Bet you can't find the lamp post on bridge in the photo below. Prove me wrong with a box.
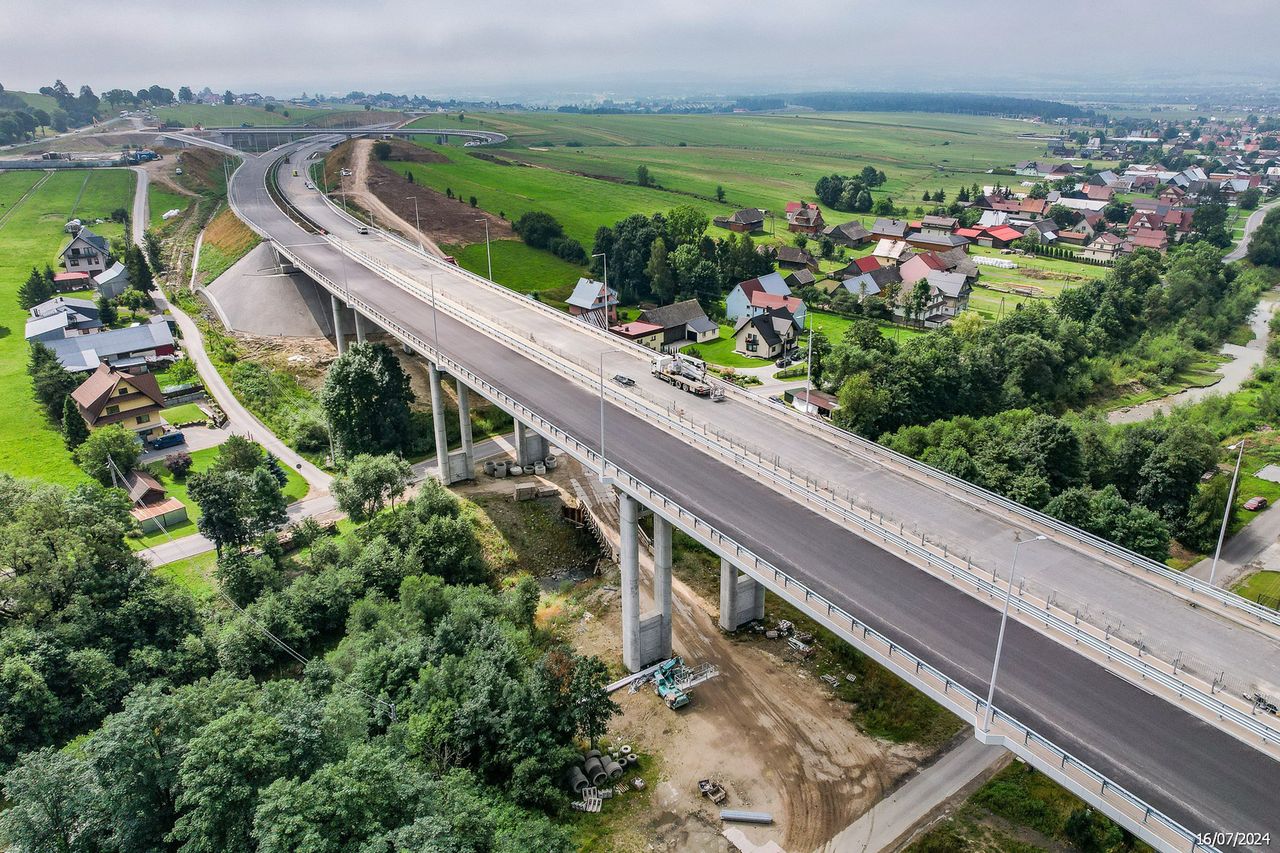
[408,196,423,253]
[1209,439,1246,587]
[474,218,492,280]
[983,534,1046,734]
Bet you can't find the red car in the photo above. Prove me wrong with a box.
[1244,496,1269,511]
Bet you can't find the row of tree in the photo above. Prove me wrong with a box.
[814,168,886,212]
[587,206,774,307]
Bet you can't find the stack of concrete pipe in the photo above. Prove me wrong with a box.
[567,746,636,793]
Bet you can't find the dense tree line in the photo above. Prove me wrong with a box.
[0,85,53,143]
[512,211,588,264]
[1248,207,1280,268]
[588,205,773,308]
[732,92,1093,121]
[818,244,1268,557]
[0,468,615,851]
[814,167,886,212]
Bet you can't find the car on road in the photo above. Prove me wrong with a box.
[1244,496,1269,511]
[304,181,313,189]
[356,225,369,234]
[612,374,636,387]
[148,431,186,450]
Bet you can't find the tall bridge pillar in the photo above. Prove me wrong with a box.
[719,558,765,631]
[354,312,371,344]
[330,294,347,355]
[455,379,474,479]
[427,364,473,484]
[515,421,548,468]
[648,515,674,661]
[620,492,643,671]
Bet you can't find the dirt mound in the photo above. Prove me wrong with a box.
[174,146,232,195]
[382,138,447,164]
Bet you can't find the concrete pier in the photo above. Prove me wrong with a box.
[330,294,347,355]
[428,363,449,483]
[719,558,764,631]
[620,492,643,671]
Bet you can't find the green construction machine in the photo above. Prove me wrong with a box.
[653,657,720,709]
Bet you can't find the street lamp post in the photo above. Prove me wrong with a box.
[1209,439,1246,587]
[427,273,440,357]
[983,534,1046,733]
[598,350,608,482]
[591,252,610,325]
[408,197,423,252]
[803,307,814,403]
[474,218,492,279]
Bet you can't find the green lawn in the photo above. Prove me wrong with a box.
[0,168,135,485]
[154,103,331,127]
[163,402,208,425]
[154,550,218,600]
[1234,570,1280,608]
[805,310,925,344]
[445,239,587,305]
[147,185,191,228]
[128,444,309,549]
[682,324,770,368]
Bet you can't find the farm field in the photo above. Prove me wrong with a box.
[127,444,309,549]
[0,167,135,485]
[154,103,331,127]
[401,111,1055,249]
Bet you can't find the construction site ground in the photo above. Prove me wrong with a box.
[454,457,931,853]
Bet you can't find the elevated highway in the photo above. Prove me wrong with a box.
[226,135,1280,851]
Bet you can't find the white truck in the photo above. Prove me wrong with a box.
[651,354,724,400]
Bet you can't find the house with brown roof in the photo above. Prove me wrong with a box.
[637,299,719,345]
[1080,232,1123,262]
[787,203,824,235]
[609,320,665,349]
[733,309,802,359]
[822,220,873,248]
[123,470,189,534]
[713,208,767,233]
[70,362,167,441]
[871,218,911,240]
[774,245,819,271]
[904,230,970,253]
[1123,230,1170,254]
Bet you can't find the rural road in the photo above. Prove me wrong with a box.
[1227,198,1280,262]
[130,165,149,247]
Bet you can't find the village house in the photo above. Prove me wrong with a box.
[871,218,911,241]
[791,387,840,419]
[25,296,103,343]
[787,202,824,235]
[733,308,802,359]
[60,227,111,277]
[94,261,130,299]
[783,268,817,290]
[1123,230,1170,254]
[919,214,958,234]
[773,245,819,271]
[609,320,664,349]
[725,272,792,322]
[713,208,766,233]
[904,229,970,253]
[70,362,168,441]
[123,469,189,534]
[47,316,177,372]
[872,238,911,264]
[838,263,902,301]
[566,277,618,326]
[835,254,883,280]
[822,220,873,248]
[636,299,719,346]
[1080,231,1123,262]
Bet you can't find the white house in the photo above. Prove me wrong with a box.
[60,227,111,277]
[725,271,791,322]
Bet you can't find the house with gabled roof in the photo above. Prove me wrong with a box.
[70,362,167,441]
[822,220,872,248]
[733,308,802,359]
[872,238,911,264]
[25,296,102,342]
[726,272,791,322]
[637,299,719,345]
[566,277,617,324]
[774,245,819,271]
[871,218,910,240]
[60,227,111,277]
[713,208,766,233]
[94,261,130,299]
[787,202,824,235]
[839,263,902,301]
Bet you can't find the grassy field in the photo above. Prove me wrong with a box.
[128,444,309,548]
[154,103,331,127]
[1235,570,1280,607]
[0,168,135,485]
[197,205,260,283]
[154,550,217,600]
[147,185,191,228]
[445,239,586,305]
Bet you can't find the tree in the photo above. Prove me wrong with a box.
[96,293,117,326]
[512,211,564,250]
[906,279,932,326]
[1239,187,1262,210]
[61,395,89,450]
[124,244,153,296]
[333,453,412,522]
[0,747,106,853]
[321,343,415,457]
[664,205,708,248]
[28,341,76,421]
[569,656,618,748]
[1180,473,1236,553]
[143,230,164,272]
[1248,208,1280,267]
[715,184,725,202]
[372,140,391,160]
[16,266,53,310]
[178,85,194,103]
[212,433,265,475]
[645,237,676,305]
[74,423,140,485]
[833,373,889,437]
[635,164,652,187]
[165,450,193,477]
[223,89,234,105]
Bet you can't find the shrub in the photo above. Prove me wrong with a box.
[164,451,194,478]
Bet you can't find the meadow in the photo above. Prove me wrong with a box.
[154,103,331,127]
[0,167,135,484]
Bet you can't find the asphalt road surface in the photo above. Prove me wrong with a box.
[230,143,1280,848]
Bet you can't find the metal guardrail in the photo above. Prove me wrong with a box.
[330,237,1280,754]
[271,238,1217,852]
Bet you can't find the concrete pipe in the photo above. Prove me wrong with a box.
[626,753,638,766]
[585,749,602,760]
[494,463,507,479]
[484,460,496,476]
[605,760,624,780]
[565,766,590,794]
[510,465,524,476]
[534,462,546,475]
[584,757,607,786]
[545,455,558,470]
[620,745,632,755]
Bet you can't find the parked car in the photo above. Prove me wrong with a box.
[149,431,186,450]
[612,374,636,387]
[1244,496,1269,511]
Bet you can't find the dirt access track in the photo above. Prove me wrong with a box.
[499,464,930,853]
[326,138,511,253]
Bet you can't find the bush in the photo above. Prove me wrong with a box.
[549,236,587,264]
[164,451,193,478]
[512,211,564,250]
[291,413,331,453]
[372,141,391,161]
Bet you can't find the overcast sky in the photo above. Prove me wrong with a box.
[3,0,1277,101]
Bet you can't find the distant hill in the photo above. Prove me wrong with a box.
[734,92,1092,121]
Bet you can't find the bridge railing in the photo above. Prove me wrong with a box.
[271,237,1218,853]
[341,199,1280,637]
[325,238,1280,752]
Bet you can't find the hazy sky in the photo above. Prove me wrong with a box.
[3,0,1278,101]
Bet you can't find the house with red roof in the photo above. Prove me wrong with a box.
[835,255,884,279]
[981,225,1026,249]
[786,202,824,234]
[1123,230,1170,254]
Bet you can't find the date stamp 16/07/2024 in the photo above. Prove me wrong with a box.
[1196,833,1271,848]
